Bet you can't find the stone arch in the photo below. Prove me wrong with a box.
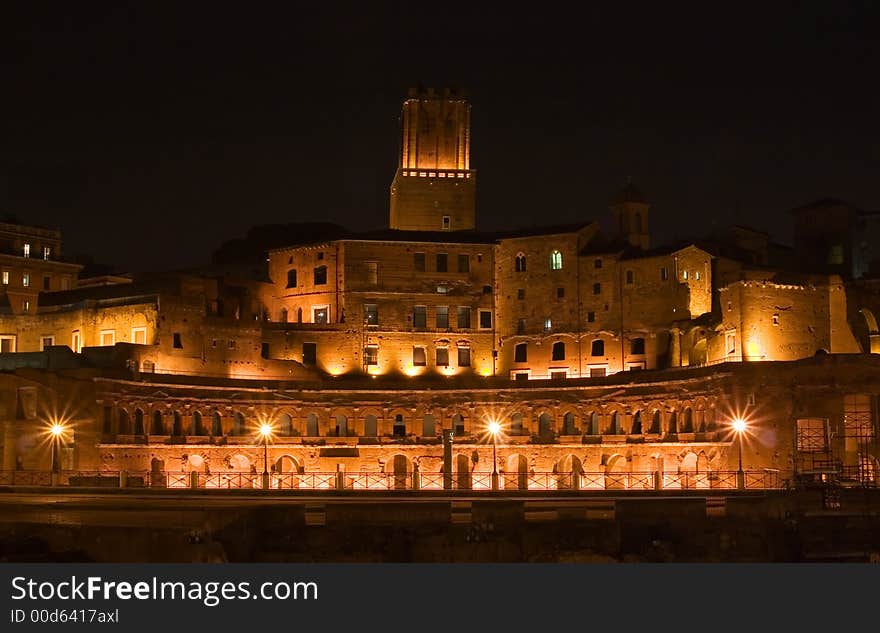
[134,408,145,435]
[228,454,251,471]
[631,410,643,435]
[555,454,583,490]
[680,451,698,472]
[697,450,710,472]
[605,454,628,489]
[278,412,293,436]
[172,411,184,436]
[455,453,471,489]
[118,408,131,435]
[273,455,300,474]
[151,410,164,435]
[333,413,349,437]
[191,411,204,435]
[859,308,880,353]
[537,411,554,438]
[607,410,623,435]
[505,454,529,490]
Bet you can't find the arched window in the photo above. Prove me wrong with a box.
[134,408,145,435]
[286,269,297,288]
[552,341,565,361]
[279,413,293,436]
[452,413,465,435]
[334,414,348,437]
[514,342,528,363]
[593,282,601,295]
[587,412,599,435]
[296,307,303,323]
[683,408,694,433]
[650,410,662,434]
[631,411,643,434]
[306,413,319,437]
[192,411,203,435]
[630,337,645,355]
[515,253,526,272]
[364,414,378,437]
[118,409,131,435]
[232,412,245,436]
[422,414,436,437]
[668,411,678,434]
[562,412,576,435]
[151,411,164,435]
[609,411,621,435]
[172,411,183,436]
[591,339,604,356]
[211,412,222,436]
[550,250,563,270]
[279,308,288,323]
[510,413,524,435]
[538,412,553,438]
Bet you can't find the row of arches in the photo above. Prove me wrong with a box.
[107,401,717,440]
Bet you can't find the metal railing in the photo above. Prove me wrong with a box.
[0,469,786,491]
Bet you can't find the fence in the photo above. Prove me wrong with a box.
[0,469,785,491]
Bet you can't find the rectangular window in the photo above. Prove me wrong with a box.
[557,287,565,298]
[365,261,379,285]
[589,366,607,378]
[228,340,237,349]
[551,370,567,380]
[442,215,451,230]
[796,418,828,452]
[313,265,327,285]
[517,319,526,335]
[625,270,634,284]
[517,288,525,300]
[479,310,492,329]
[436,253,448,272]
[412,346,427,366]
[514,343,528,363]
[393,414,406,437]
[43,275,51,290]
[364,344,378,366]
[660,266,669,281]
[43,246,51,260]
[22,273,29,287]
[414,252,426,271]
[286,269,297,288]
[772,314,779,326]
[436,347,449,366]
[1,271,7,285]
[844,394,874,440]
[22,299,29,312]
[726,332,736,356]
[587,311,596,323]
[436,284,449,294]
[261,342,270,359]
[436,306,449,329]
[682,270,689,280]
[302,342,317,366]
[457,254,470,273]
[131,327,147,345]
[457,346,471,367]
[23,243,30,257]
[0,335,15,353]
[514,372,529,381]
[313,306,329,324]
[543,317,552,332]
[364,303,378,325]
[593,282,601,295]
[172,332,183,349]
[457,306,471,329]
[594,258,602,269]
[100,330,115,346]
[40,336,54,350]
[413,305,427,329]
[316,252,324,261]
[71,331,80,353]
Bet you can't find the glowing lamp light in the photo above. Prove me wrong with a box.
[50,423,65,437]
[258,423,273,438]
[488,420,501,435]
[732,418,747,433]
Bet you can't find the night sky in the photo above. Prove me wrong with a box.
[3,2,878,272]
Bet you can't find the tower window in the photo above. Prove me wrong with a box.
[682,270,689,280]
[594,258,602,269]
[517,319,526,334]
[625,270,634,284]
[543,317,552,332]
[593,282,601,295]
[442,215,451,230]
[173,333,183,349]
[515,253,526,272]
[630,337,645,355]
[22,273,29,287]
[772,314,779,326]
[557,287,565,298]
[364,303,378,325]
[517,288,525,300]
[514,343,528,363]
[413,305,427,329]
[695,271,701,280]
[591,339,605,356]
[587,311,596,323]
[23,243,30,257]
[314,265,327,285]
[286,269,297,288]
[43,246,51,260]
[436,253,448,272]
[550,250,563,270]
[660,267,669,281]
[457,254,469,273]
[414,252,426,271]
[365,261,379,285]
[363,345,378,366]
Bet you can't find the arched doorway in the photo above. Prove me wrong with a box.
[605,454,627,489]
[334,414,348,437]
[455,454,471,490]
[555,454,583,490]
[391,454,410,490]
[505,454,529,490]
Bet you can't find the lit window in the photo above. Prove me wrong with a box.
[22,299,30,312]
[40,336,54,350]
[313,306,329,324]
[660,267,669,281]
[22,273,29,287]
[550,250,563,270]
[442,216,451,230]
[364,345,378,366]
[131,327,147,345]
[364,304,378,325]
[1,271,7,285]
[43,246,51,260]
[543,317,552,332]
[71,331,81,353]
[772,314,779,326]
[100,330,115,346]
[682,270,689,280]
[695,271,701,280]
[515,253,526,272]
[23,243,30,257]
[0,335,16,353]
[726,332,736,355]
[436,285,448,294]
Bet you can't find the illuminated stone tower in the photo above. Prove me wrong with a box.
[610,182,651,250]
[389,86,476,231]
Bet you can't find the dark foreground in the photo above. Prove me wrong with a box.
[1,488,878,562]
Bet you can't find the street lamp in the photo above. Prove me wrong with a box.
[488,420,501,490]
[732,417,747,489]
[258,422,273,489]
[49,422,65,473]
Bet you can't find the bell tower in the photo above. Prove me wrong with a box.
[610,182,651,250]
[389,86,476,231]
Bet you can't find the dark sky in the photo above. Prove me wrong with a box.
[3,2,878,271]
